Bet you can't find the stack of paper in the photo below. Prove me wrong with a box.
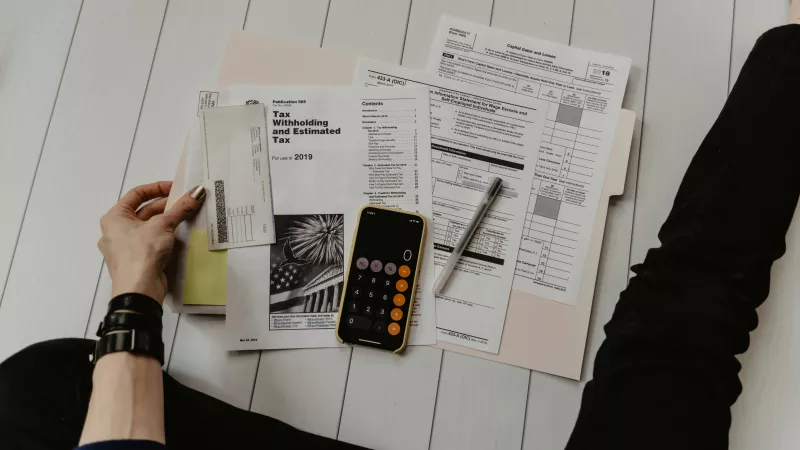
[167,16,633,379]
[354,60,548,353]
[223,86,438,348]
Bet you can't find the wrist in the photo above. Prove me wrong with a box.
[82,352,165,445]
[94,350,162,376]
[112,275,165,304]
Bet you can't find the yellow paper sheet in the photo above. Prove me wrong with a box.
[182,230,228,305]
[167,136,228,308]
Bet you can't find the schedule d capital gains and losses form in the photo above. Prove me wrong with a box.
[428,17,631,306]
[356,59,548,353]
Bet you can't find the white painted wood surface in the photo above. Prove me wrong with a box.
[167,315,259,409]
[0,0,82,296]
[0,0,796,448]
[729,0,787,89]
[630,0,734,267]
[490,0,574,44]
[523,370,583,450]
[322,0,411,62]
[250,347,352,439]
[339,346,443,449]
[84,0,250,362]
[401,0,493,69]
[430,353,529,450]
[0,0,167,361]
[338,342,442,450]
[245,0,331,47]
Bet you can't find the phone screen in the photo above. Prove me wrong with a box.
[337,207,425,351]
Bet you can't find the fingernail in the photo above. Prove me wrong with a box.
[190,185,206,202]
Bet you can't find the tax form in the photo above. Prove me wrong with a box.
[427,16,631,305]
[355,60,548,353]
[221,86,438,349]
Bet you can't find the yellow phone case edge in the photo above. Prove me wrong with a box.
[335,204,427,354]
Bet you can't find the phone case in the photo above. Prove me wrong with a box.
[335,205,427,353]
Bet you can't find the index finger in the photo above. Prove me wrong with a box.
[117,181,173,212]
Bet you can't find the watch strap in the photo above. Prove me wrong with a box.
[96,311,162,337]
[108,293,163,318]
[93,329,164,366]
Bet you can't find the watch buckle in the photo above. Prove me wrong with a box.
[129,329,137,351]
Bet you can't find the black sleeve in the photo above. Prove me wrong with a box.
[567,25,800,450]
[75,440,166,450]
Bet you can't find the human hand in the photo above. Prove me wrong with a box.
[98,181,206,304]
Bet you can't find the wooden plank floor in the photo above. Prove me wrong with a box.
[0,0,791,448]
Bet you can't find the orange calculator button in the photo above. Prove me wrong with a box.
[398,265,411,278]
[391,308,403,321]
[393,293,406,307]
[388,323,401,336]
[396,279,408,292]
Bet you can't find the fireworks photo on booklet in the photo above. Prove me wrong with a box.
[268,214,345,330]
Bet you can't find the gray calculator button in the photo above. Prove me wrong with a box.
[384,262,397,275]
[346,315,372,330]
[372,321,386,333]
[370,259,383,272]
[356,257,369,270]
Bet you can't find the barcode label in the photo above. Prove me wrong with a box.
[214,180,228,243]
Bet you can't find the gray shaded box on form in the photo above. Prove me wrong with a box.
[533,196,561,220]
[556,104,583,127]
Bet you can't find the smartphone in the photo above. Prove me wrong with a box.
[335,205,426,353]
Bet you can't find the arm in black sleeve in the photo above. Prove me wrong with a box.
[76,440,166,450]
[568,25,800,450]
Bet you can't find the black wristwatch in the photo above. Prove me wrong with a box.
[93,329,165,365]
[93,293,165,366]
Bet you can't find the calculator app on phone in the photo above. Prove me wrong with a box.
[335,206,426,353]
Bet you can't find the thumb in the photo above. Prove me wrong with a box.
[160,185,206,229]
